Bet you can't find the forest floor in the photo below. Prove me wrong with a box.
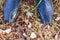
[0,0,60,40]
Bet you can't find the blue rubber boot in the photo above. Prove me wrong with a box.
[4,0,22,23]
[37,0,54,24]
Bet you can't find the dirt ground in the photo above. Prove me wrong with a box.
[0,0,60,40]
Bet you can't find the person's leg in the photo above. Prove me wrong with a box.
[37,0,54,24]
[4,0,22,23]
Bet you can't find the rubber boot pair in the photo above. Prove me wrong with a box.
[4,0,54,24]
